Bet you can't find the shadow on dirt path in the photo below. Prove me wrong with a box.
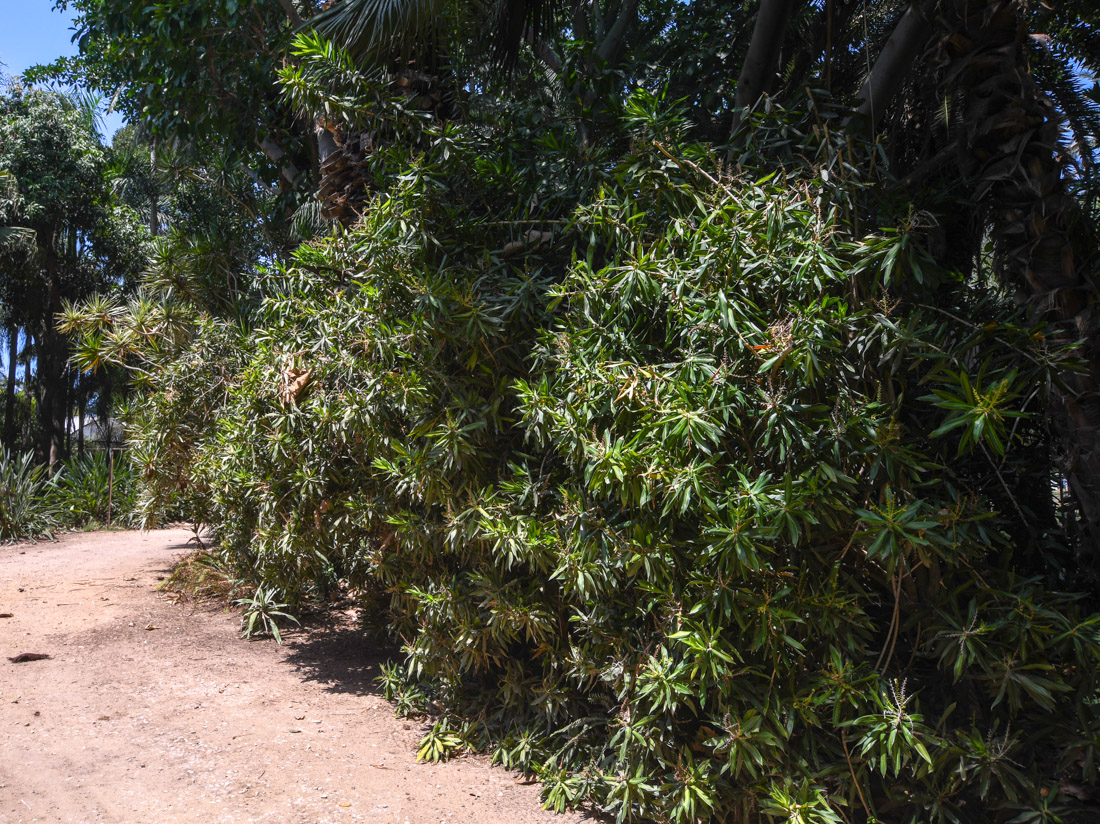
[282,624,387,699]
[0,529,593,824]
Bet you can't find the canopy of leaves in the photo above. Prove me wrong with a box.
[38,0,315,197]
[0,85,147,330]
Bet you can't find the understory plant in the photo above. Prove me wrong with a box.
[62,51,1100,824]
[51,450,137,527]
[0,449,59,541]
[0,448,139,542]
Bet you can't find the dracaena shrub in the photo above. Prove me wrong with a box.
[66,97,1100,824]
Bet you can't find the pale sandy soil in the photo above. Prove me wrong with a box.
[0,529,594,824]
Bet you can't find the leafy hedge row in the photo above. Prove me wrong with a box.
[68,90,1100,824]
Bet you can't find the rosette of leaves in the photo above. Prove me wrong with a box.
[0,450,61,542]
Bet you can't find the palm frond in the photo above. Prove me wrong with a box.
[0,226,36,246]
[290,197,330,242]
[307,0,445,64]
[71,87,106,137]
[1029,41,1100,177]
[1040,2,1100,81]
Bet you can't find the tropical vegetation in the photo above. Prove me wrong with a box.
[8,0,1100,822]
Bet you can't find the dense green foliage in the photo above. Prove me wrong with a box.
[51,1,1100,822]
[68,71,1100,820]
[0,449,60,541]
[0,84,149,461]
[44,0,314,195]
[51,450,136,527]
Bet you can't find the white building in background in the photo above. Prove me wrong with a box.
[68,417,125,450]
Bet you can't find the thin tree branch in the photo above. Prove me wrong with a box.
[654,141,733,196]
[275,0,305,27]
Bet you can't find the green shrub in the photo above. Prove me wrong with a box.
[64,85,1100,823]
[51,450,136,528]
[0,449,60,542]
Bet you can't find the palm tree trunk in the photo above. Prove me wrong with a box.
[942,0,1100,559]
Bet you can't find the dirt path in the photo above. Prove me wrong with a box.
[0,529,593,824]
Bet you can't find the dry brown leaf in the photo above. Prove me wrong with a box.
[8,653,50,663]
[279,367,313,405]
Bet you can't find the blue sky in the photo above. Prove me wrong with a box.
[0,0,126,139]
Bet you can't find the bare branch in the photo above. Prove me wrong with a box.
[257,134,303,186]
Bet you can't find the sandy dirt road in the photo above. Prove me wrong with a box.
[0,529,592,824]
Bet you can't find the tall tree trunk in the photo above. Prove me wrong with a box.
[77,372,86,458]
[35,229,68,466]
[941,0,1100,562]
[101,376,113,451]
[4,325,17,450]
[853,0,937,130]
[149,143,159,237]
[64,366,73,457]
[23,330,32,437]
[730,0,800,136]
[574,0,640,146]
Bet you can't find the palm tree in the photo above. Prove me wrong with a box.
[306,0,446,63]
[932,0,1100,559]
